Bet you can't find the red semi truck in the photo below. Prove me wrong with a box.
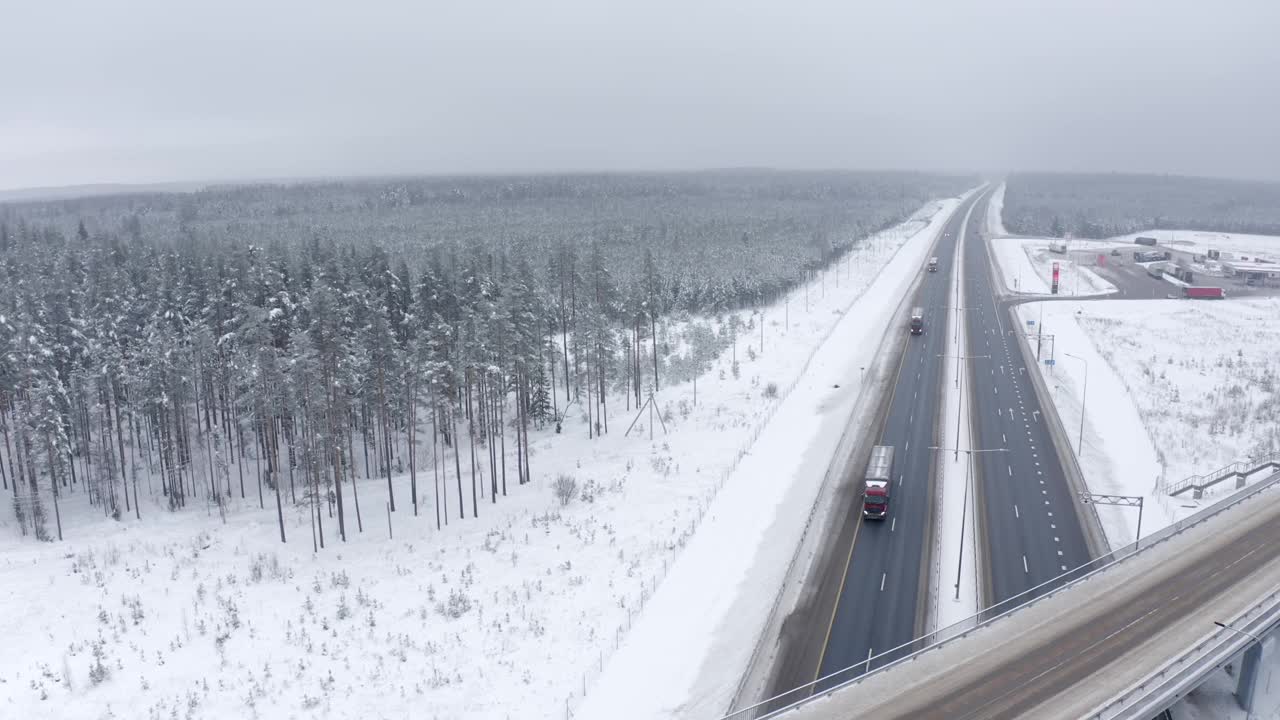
[1183,286,1225,299]
[863,445,894,519]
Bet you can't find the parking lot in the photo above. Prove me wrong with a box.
[1077,248,1280,300]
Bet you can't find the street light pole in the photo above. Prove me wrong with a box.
[1213,621,1263,644]
[932,446,1008,600]
[939,353,990,460]
[1064,352,1089,455]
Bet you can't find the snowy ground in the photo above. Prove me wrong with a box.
[1172,665,1250,720]
[0,199,962,720]
[576,197,963,720]
[1015,296,1280,548]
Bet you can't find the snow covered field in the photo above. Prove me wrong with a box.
[1017,297,1280,548]
[0,198,962,720]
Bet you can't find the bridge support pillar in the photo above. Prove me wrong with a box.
[1236,625,1280,716]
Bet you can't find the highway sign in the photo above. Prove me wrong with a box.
[1044,359,1055,366]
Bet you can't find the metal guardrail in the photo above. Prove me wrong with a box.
[1166,450,1280,497]
[722,468,1280,720]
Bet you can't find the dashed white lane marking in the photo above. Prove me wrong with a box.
[1023,555,1029,573]
[1008,466,1013,477]
[1044,500,1050,505]
[1057,550,1064,557]
[1048,511,1054,517]
[881,573,887,591]
[1002,433,1007,444]
[1014,504,1020,518]
[1061,565,1068,571]
[891,517,897,532]
[1054,536,1060,542]
[1051,523,1057,529]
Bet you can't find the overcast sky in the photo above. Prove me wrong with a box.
[4,0,1279,189]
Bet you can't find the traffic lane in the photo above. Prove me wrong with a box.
[978,315,1087,601]
[817,268,950,682]
[814,197,974,686]
[962,197,1090,606]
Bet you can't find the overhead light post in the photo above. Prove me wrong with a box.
[939,353,990,460]
[1213,621,1262,644]
[932,446,1008,600]
[1064,352,1089,455]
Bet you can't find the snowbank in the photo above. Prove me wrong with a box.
[577,199,963,720]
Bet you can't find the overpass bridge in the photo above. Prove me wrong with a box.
[726,469,1280,720]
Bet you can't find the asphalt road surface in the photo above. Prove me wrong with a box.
[808,190,987,690]
[960,195,1094,608]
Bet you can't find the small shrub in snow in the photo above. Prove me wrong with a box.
[554,475,578,507]
[437,589,473,619]
[336,595,351,621]
[763,382,779,398]
[89,641,109,685]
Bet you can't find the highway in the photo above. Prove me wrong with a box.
[806,190,985,688]
[772,472,1280,720]
[960,196,1095,606]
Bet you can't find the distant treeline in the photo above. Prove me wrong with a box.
[1003,173,1280,239]
[0,170,972,543]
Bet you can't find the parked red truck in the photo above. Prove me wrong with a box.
[1183,286,1225,299]
[863,445,894,519]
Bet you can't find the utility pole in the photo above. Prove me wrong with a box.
[939,353,990,460]
[932,446,1009,600]
[1037,302,1044,359]
[946,305,975,386]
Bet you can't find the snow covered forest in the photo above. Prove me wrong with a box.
[1003,172,1280,238]
[0,171,970,544]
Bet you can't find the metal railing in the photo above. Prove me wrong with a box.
[722,468,1280,720]
[1165,450,1280,497]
